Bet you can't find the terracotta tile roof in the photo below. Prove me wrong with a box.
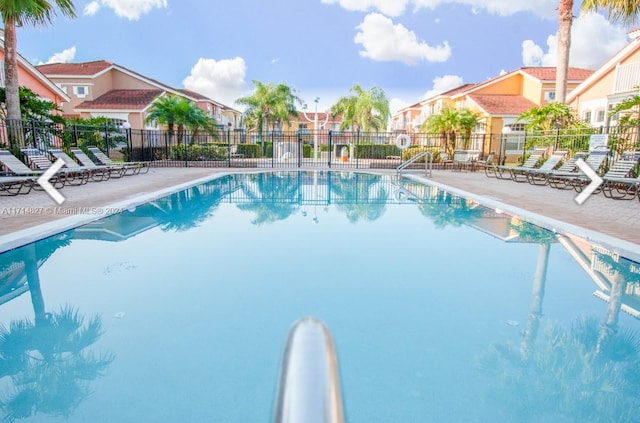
[520,67,595,81]
[469,94,537,115]
[36,60,113,76]
[441,83,477,97]
[76,89,163,110]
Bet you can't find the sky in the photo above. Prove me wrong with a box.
[15,0,635,115]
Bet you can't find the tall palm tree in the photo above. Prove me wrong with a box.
[145,95,213,146]
[235,81,302,134]
[145,95,180,144]
[555,0,640,105]
[330,84,390,133]
[1,0,76,148]
[420,107,481,157]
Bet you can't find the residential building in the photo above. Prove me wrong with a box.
[568,27,640,128]
[0,32,69,108]
[393,67,594,159]
[35,60,241,131]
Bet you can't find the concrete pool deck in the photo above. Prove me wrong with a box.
[0,166,639,256]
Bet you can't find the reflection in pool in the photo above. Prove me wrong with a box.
[0,171,638,422]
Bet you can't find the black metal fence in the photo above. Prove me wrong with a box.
[0,119,638,170]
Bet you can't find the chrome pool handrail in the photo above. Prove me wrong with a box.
[273,317,345,423]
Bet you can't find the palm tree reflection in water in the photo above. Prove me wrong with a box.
[0,241,114,422]
[478,241,640,423]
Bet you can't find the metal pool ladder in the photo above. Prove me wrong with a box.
[273,317,345,423]
[397,151,432,177]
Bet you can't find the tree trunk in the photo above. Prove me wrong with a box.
[24,243,47,325]
[555,0,574,104]
[596,271,625,356]
[521,243,550,361]
[3,19,23,148]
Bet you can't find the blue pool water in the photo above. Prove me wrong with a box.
[0,171,639,422]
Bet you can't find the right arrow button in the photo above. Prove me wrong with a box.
[574,158,603,205]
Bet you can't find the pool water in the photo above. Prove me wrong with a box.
[0,171,639,422]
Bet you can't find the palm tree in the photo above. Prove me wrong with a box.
[517,102,579,132]
[555,0,640,105]
[145,95,180,144]
[330,84,390,133]
[1,0,76,148]
[235,81,302,134]
[420,107,481,157]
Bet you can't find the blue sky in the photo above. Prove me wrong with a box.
[16,0,634,114]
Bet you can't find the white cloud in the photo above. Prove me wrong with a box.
[83,1,100,16]
[182,57,249,108]
[522,38,554,67]
[355,13,451,65]
[324,0,558,19]
[389,98,409,116]
[521,12,628,69]
[38,46,77,65]
[321,0,409,17]
[84,0,167,20]
[422,75,464,99]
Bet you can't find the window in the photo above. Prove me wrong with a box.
[595,109,605,123]
[73,86,88,98]
[544,91,556,102]
[582,110,592,123]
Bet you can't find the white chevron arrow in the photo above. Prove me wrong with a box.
[37,158,66,205]
[574,158,603,205]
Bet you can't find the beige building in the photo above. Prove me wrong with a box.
[567,27,640,128]
[35,60,241,131]
[392,67,594,158]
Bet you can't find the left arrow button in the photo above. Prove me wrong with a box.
[37,158,66,205]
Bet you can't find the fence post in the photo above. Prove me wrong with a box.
[297,130,302,168]
[328,130,332,168]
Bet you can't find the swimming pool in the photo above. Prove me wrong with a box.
[0,170,639,422]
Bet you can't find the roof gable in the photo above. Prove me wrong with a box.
[36,60,113,77]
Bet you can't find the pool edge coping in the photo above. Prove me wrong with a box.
[0,172,230,254]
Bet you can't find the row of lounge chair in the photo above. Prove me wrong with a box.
[0,147,149,196]
[483,148,640,201]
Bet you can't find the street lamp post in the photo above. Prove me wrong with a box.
[301,97,330,160]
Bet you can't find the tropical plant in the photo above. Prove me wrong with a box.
[330,84,390,133]
[0,86,63,123]
[516,102,581,131]
[419,107,481,157]
[235,81,302,134]
[610,87,640,126]
[145,95,216,146]
[0,0,76,148]
[62,116,124,150]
